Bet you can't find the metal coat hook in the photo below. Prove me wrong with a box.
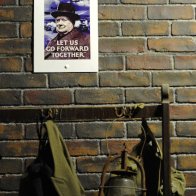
[115,107,125,118]
[115,104,145,119]
[115,106,131,118]
[40,108,59,121]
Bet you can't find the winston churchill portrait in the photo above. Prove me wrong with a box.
[44,1,90,60]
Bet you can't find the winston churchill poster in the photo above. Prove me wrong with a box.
[34,0,98,72]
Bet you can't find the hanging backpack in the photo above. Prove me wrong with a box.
[19,120,85,196]
[132,119,186,196]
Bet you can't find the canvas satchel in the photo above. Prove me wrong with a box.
[19,120,85,196]
[132,119,186,196]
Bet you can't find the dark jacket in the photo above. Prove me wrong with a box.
[45,28,90,60]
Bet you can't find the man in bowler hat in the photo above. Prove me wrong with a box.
[45,2,90,60]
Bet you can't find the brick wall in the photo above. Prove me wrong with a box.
[0,0,196,195]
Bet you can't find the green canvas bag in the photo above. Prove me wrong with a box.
[19,120,85,196]
[45,120,85,196]
[131,119,186,196]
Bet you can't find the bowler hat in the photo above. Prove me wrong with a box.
[51,3,80,21]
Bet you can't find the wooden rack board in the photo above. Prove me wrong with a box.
[0,84,171,196]
[0,105,163,123]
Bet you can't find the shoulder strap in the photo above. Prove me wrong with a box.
[44,120,85,196]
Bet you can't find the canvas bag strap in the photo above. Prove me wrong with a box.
[44,120,77,178]
[44,120,85,196]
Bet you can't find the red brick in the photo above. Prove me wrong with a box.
[75,89,123,104]
[99,56,124,71]
[0,91,21,105]
[184,173,196,187]
[122,0,167,3]
[148,38,196,52]
[171,139,196,154]
[126,88,161,103]
[171,105,196,120]
[148,6,194,20]
[20,0,33,5]
[24,57,32,72]
[0,39,31,54]
[99,6,145,20]
[99,0,118,3]
[0,159,22,174]
[66,140,99,156]
[25,123,75,139]
[77,157,107,173]
[0,7,32,21]
[176,88,196,103]
[0,58,22,72]
[153,71,196,86]
[24,90,72,105]
[122,22,169,36]
[99,22,119,37]
[99,38,145,53]
[0,74,46,88]
[170,0,196,3]
[0,141,38,157]
[75,122,124,139]
[0,0,16,5]
[126,88,174,103]
[177,155,196,170]
[56,123,75,139]
[49,73,97,87]
[174,55,196,70]
[172,22,196,36]
[0,124,23,140]
[176,122,196,137]
[127,54,172,70]
[101,139,139,155]
[20,22,32,38]
[0,23,17,38]
[100,72,150,87]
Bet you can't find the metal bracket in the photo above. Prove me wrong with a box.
[40,108,60,121]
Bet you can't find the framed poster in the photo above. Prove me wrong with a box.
[34,0,98,72]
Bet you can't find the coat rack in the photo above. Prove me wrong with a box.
[0,84,171,196]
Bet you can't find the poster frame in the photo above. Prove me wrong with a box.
[34,0,98,72]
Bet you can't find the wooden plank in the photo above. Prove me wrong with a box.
[0,105,162,123]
